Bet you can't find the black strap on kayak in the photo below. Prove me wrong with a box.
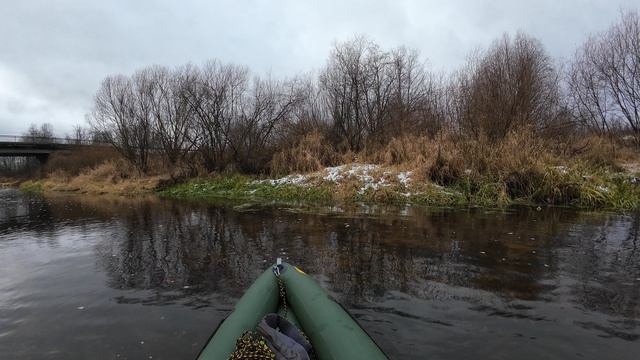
[273,258,288,318]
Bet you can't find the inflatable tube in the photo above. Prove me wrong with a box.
[197,263,388,360]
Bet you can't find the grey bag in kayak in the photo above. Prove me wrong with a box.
[256,314,314,360]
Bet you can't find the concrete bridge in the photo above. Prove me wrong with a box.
[0,135,103,163]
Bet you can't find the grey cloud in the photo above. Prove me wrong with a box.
[0,0,637,136]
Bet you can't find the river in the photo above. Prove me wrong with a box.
[0,188,638,359]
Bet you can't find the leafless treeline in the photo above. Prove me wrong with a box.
[91,62,304,173]
[568,11,640,146]
[17,122,107,145]
[91,10,640,174]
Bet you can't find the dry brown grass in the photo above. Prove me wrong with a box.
[44,146,120,176]
[0,177,20,187]
[363,127,551,185]
[370,134,436,167]
[39,159,168,195]
[462,127,551,178]
[270,131,340,175]
[566,134,639,171]
[37,145,180,195]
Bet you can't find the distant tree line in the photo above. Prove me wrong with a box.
[89,10,640,175]
[17,122,108,145]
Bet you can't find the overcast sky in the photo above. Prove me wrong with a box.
[0,0,638,136]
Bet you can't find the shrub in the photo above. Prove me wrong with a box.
[44,146,119,176]
[270,131,339,175]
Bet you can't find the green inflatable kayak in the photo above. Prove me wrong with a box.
[197,261,388,360]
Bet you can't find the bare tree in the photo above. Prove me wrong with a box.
[89,129,112,144]
[568,33,620,138]
[288,75,329,137]
[603,10,640,145]
[227,76,303,173]
[568,10,640,146]
[320,37,370,151]
[184,61,249,171]
[91,73,153,174]
[389,47,444,136]
[455,33,562,141]
[320,37,434,150]
[22,123,54,143]
[147,65,197,166]
[71,125,89,144]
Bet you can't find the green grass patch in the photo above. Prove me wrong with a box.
[158,175,333,204]
[19,180,44,194]
[159,168,640,211]
[444,165,640,211]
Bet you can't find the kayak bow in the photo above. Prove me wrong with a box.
[197,262,387,360]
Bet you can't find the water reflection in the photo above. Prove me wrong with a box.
[1,189,639,359]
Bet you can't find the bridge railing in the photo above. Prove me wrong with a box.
[0,134,109,146]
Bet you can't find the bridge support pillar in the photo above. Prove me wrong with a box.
[35,154,49,165]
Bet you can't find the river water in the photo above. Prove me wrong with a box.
[0,188,639,359]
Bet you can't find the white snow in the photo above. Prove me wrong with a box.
[323,165,345,182]
[397,171,412,187]
[254,163,416,194]
[553,166,569,174]
[253,174,308,186]
[320,164,392,194]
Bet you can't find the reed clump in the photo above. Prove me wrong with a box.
[22,159,168,195]
[270,131,339,176]
[354,127,640,209]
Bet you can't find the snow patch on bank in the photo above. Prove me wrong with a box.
[254,174,307,186]
[397,171,412,187]
[323,164,390,194]
[254,163,414,194]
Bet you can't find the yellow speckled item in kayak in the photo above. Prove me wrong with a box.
[197,262,388,360]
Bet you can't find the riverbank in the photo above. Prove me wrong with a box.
[0,178,20,188]
[157,163,640,211]
[13,152,640,211]
[19,160,167,196]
